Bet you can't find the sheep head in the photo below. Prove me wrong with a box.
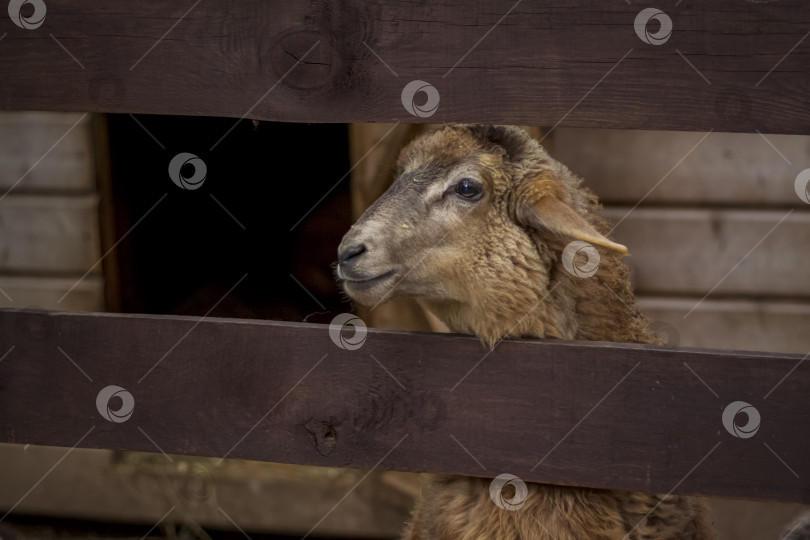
[337,125,644,346]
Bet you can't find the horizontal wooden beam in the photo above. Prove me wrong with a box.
[0,112,94,192]
[0,276,104,312]
[636,296,810,355]
[0,2,809,133]
[0,194,101,273]
[551,129,810,206]
[604,208,810,297]
[0,444,411,537]
[1,309,808,502]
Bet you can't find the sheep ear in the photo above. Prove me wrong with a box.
[517,180,628,255]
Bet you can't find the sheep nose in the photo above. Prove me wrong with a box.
[338,243,367,266]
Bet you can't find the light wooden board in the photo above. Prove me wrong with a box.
[708,498,810,540]
[0,112,94,193]
[0,194,101,273]
[551,129,810,206]
[0,443,412,537]
[0,112,89,125]
[603,207,810,296]
[638,297,810,355]
[0,275,104,311]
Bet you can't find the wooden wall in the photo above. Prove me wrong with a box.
[549,128,810,355]
[0,112,104,311]
[0,443,412,538]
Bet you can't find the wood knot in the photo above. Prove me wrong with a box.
[264,27,335,91]
[305,418,337,456]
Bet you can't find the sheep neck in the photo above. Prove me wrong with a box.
[419,249,659,348]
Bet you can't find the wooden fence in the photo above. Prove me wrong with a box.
[0,1,808,133]
[1,309,809,503]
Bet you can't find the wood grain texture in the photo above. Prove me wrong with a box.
[551,129,810,205]
[92,114,121,313]
[0,113,94,193]
[1,309,808,502]
[0,194,101,273]
[0,444,412,537]
[0,276,104,311]
[637,297,810,356]
[603,208,810,296]
[0,2,808,133]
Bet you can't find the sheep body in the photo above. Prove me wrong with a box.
[405,476,711,540]
[337,125,716,539]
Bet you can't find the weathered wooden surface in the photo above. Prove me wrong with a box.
[0,194,100,273]
[604,208,810,296]
[0,2,808,133]
[1,309,808,503]
[92,114,122,313]
[638,297,810,355]
[0,443,413,537]
[708,498,810,540]
[0,112,94,192]
[0,276,104,311]
[0,111,103,310]
[551,129,810,205]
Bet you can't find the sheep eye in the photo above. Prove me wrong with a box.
[454,178,483,200]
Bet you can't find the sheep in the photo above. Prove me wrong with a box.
[336,124,716,540]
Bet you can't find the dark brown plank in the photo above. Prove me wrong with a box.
[1,309,808,502]
[0,1,809,133]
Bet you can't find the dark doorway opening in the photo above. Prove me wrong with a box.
[102,115,352,324]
